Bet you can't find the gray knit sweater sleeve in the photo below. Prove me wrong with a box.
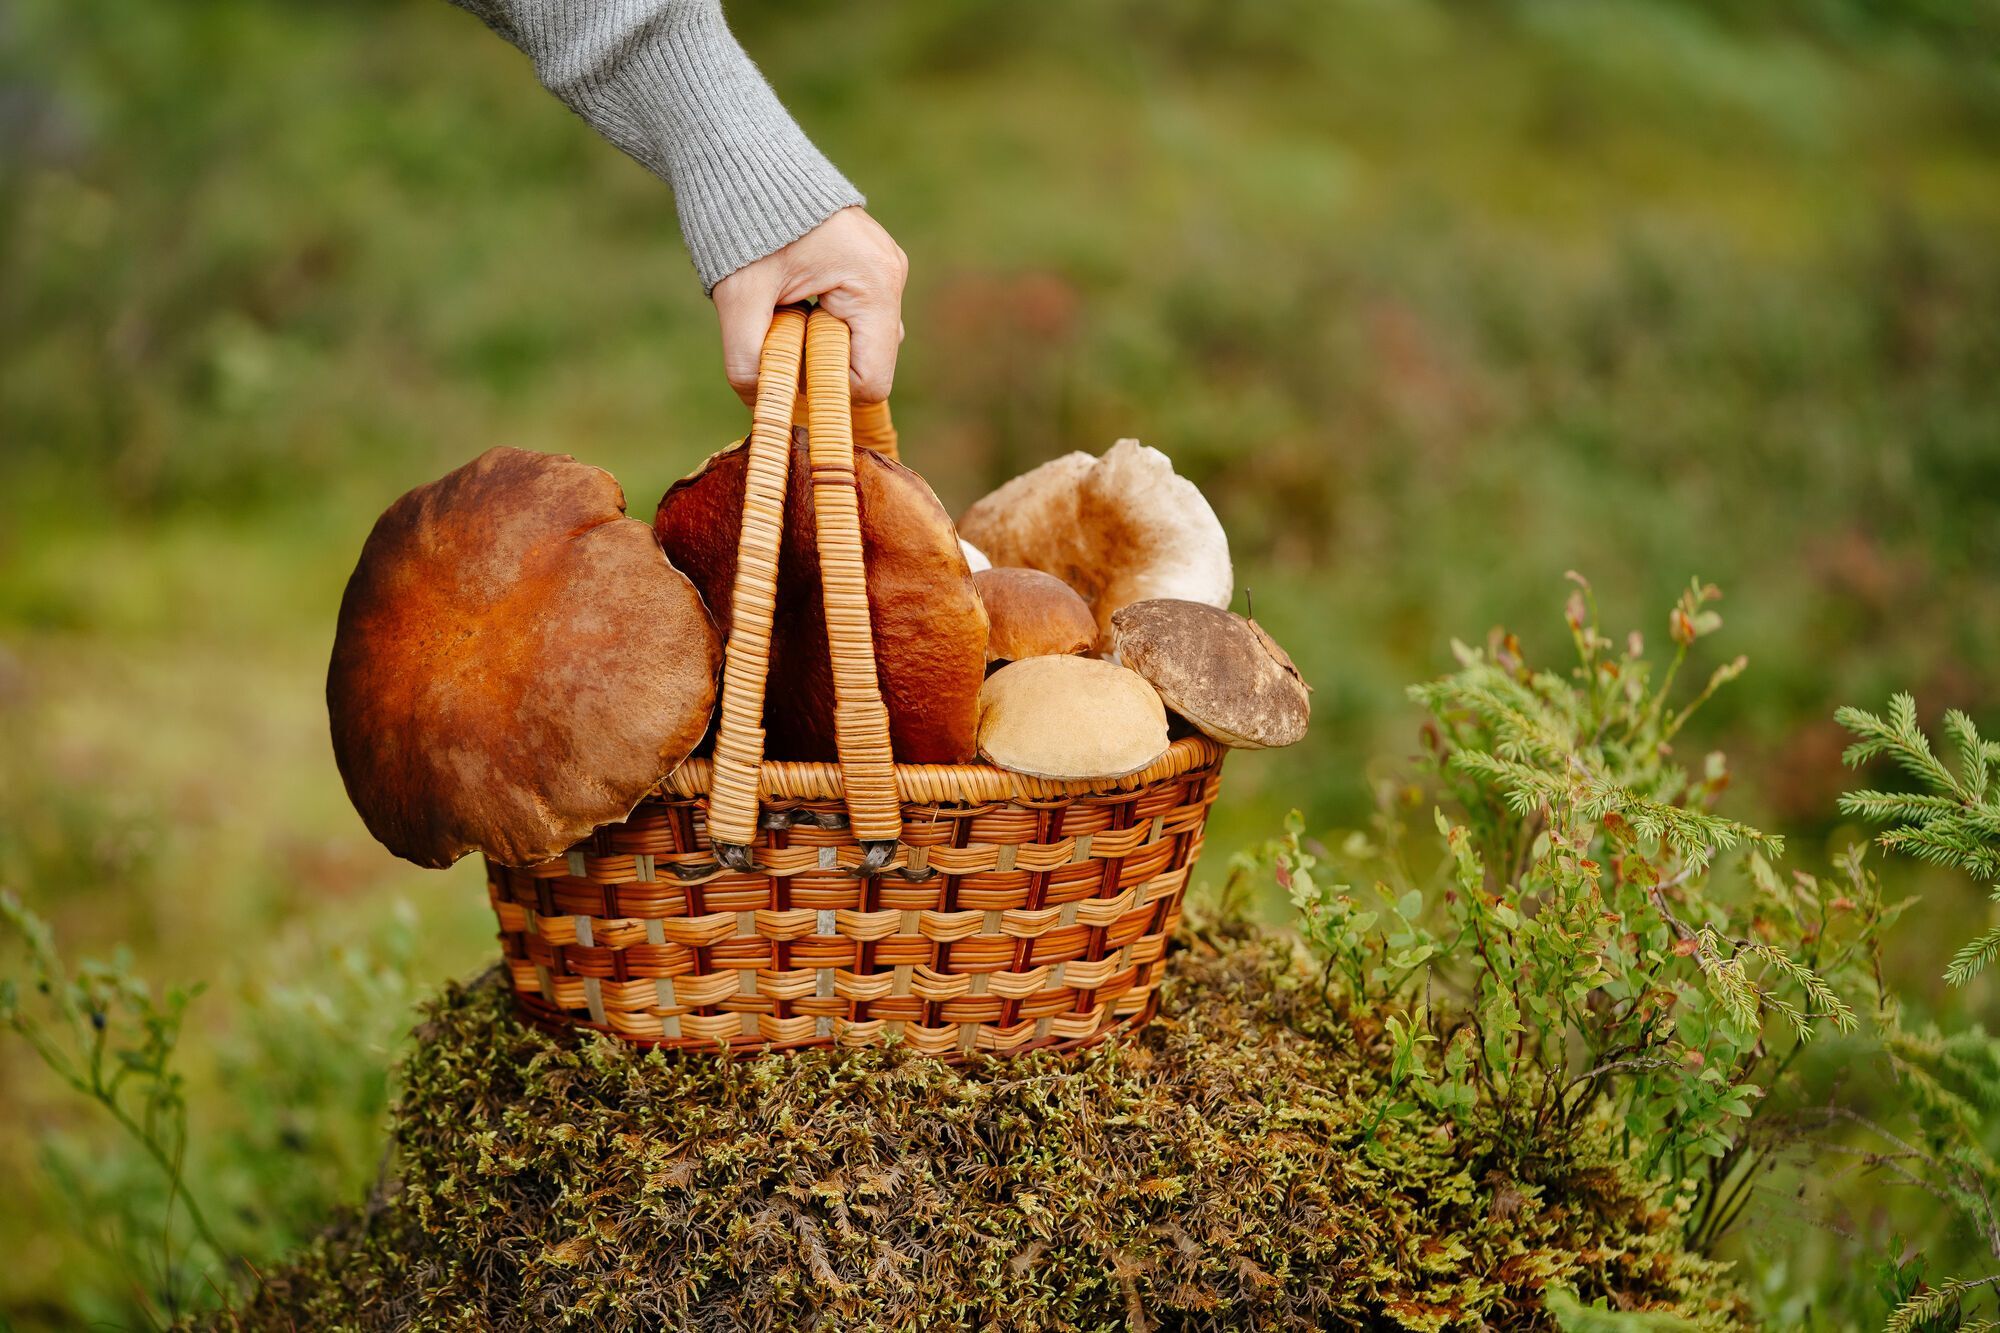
[449,0,863,291]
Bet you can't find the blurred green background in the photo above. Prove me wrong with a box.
[2,0,1997,1324]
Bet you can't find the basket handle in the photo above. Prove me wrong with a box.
[790,394,899,459]
[803,307,901,848]
[706,306,806,859]
[706,306,903,868]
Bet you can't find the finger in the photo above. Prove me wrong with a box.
[822,290,903,403]
[713,269,785,406]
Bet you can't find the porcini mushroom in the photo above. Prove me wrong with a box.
[973,567,1097,664]
[1110,599,1309,749]
[960,538,992,572]
[976,655,1170,780]
[327,447,721,868]
[957,439,1231,643]
[655,433,988,764]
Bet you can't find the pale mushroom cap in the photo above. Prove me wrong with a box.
[959,538,992,572]
[976,655,1170,780]
[955,451,1091,589]
[328,447,722,869]
[958,440,1231,645]
[1079,440,1233,629]
[1110,599,1310,750]
[973,567,1098,663]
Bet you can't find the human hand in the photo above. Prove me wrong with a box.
[711,206,908,406]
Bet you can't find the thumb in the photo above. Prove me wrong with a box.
[713,268,785,407]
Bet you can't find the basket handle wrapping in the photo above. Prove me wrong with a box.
[706,307,805,853]
[789,394,898,459]
[852,396,898,458]
[706,306,904,862]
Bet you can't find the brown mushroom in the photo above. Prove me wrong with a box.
[655,433,988,764]
[1109,599,1309,749]
[973,568,1097,664]
[327,447,721,868]
[958,439,1231,644]
[976,655,1169,780]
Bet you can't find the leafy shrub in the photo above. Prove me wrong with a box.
[1267,583,2000,1329]
[1273,577,1887,1243]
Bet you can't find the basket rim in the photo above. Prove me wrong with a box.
[660,735,1224,805]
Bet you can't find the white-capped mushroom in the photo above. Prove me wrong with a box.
[958,439,1230,643]
[1110,599,1309,749]
[976,655,1170,780]
[973,568,1097,664]
[960,538,992,572]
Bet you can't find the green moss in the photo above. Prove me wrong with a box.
[213,932,1745,1331]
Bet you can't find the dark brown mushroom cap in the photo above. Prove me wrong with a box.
[1109,599,1310,750]
[328,447,721,869]
[654,433,988,764]
[973,568,1098,663]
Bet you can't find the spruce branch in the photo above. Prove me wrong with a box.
[1947,709,1992,801]
[1950,908,2000,990]
[1690,932,1761,1033]
[1450,749,1777,870]
[1838,695,1968,799]
[1876,825,2000,880]
[1739,941,1858,1035]
[1840,698,2000,986]
[1837,790,1968,824]
[1889,1275,2000,1333]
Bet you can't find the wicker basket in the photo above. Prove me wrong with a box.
[485,307,1227,1057]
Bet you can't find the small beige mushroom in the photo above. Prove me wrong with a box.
[1110,599,1309,750]
[973,568,1097,663]
[327,447,721,869]
[976,655,1170,780]
[958,439,1231,643]
[960,538,992,572]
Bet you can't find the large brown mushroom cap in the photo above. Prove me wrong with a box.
[958,439,1232,644]
[976,655,1170,780]
[328,447,721,869]
[973,567,1097,663]
[655,433,988,764]
[1110,599,1309,750]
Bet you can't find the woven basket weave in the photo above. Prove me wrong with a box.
[485,307,1227,1057]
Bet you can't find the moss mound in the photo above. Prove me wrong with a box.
[217,933,1744,1331]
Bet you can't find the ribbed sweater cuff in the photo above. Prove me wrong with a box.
[478,0,864,292]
